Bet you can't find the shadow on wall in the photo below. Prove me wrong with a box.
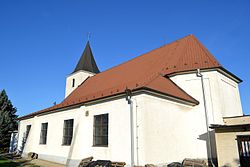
[234,158,240,167]
[19,135,26,154]
[198,130,218,166]
[66,122,80,167]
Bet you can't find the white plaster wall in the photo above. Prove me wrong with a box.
[68,98,132,166]
[18,93,211,166]
[19,108,80,164]
[138,94,209,165]
[217,72,243,117]
[17,118,34,154]
[65,70,94,97]
[170,71,243,125]
[18,97,132,167]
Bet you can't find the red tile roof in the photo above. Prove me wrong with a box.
[19,34,224,120]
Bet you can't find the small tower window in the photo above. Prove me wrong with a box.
[72,79,75,88]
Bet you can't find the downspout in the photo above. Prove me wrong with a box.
[132,97,139,166]
[196,69,215,167]
[125,89,135,167]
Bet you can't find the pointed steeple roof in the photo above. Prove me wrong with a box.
[73,41,100,74]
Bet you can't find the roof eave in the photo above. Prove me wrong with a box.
[210,123,250,130]
[218,67,243,83]
[18,87,199,121]
[139,87,199,106]
[167,67,242,83]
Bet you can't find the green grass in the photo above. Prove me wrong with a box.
[0,157,22,167]
[0,156,40,167]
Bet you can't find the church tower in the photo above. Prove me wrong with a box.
[65,41,100,97]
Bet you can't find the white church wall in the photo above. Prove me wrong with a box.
[33,107,81,164]
[19,108,80,164]
[18,97,133,167]
[66,97,132,167]
[217,72,243,117]
[137,94,209,165]
[18,91,215,166]
[65,70,94,97]
[170,70,243,125]
[17,118,34,154]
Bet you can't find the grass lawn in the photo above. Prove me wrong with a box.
[0,156,40,167]
[0,156,21,167]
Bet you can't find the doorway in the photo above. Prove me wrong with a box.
[237,135,250,167]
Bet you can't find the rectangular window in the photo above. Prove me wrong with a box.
[62,119,74,145]
[26,125,31,139]
[93,114,108,146]
[72,79,75,88]
[39,123,48,145]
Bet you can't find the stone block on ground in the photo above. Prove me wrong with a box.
[145,164,156,167]
[78,156,94,167]
[182,159,207,167]
[111,161,126,167]
[27,152,38,159]
[167,162,183,167]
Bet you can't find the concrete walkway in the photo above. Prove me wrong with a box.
[30,159,66,167]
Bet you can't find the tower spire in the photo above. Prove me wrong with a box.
[73,41,100,74]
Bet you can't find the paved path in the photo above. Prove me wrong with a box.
[31,159,66,167]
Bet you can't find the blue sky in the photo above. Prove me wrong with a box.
[0,1,250,116]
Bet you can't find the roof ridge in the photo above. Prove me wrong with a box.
[192,35,221,67]
[163,39,184,75]
[143,73,163,87]
[93,36,192,77]
[175,37,189,69]
[138,43,179,87]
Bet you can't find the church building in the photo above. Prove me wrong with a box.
[17,35,248,167]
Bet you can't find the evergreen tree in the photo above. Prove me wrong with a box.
[0,89,18,153]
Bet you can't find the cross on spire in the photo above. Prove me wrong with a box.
[87,32,91,41]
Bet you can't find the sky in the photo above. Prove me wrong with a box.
[0,0,250,116]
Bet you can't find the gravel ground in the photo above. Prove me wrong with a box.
[29,159,66,167]
[0,154,66,167]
